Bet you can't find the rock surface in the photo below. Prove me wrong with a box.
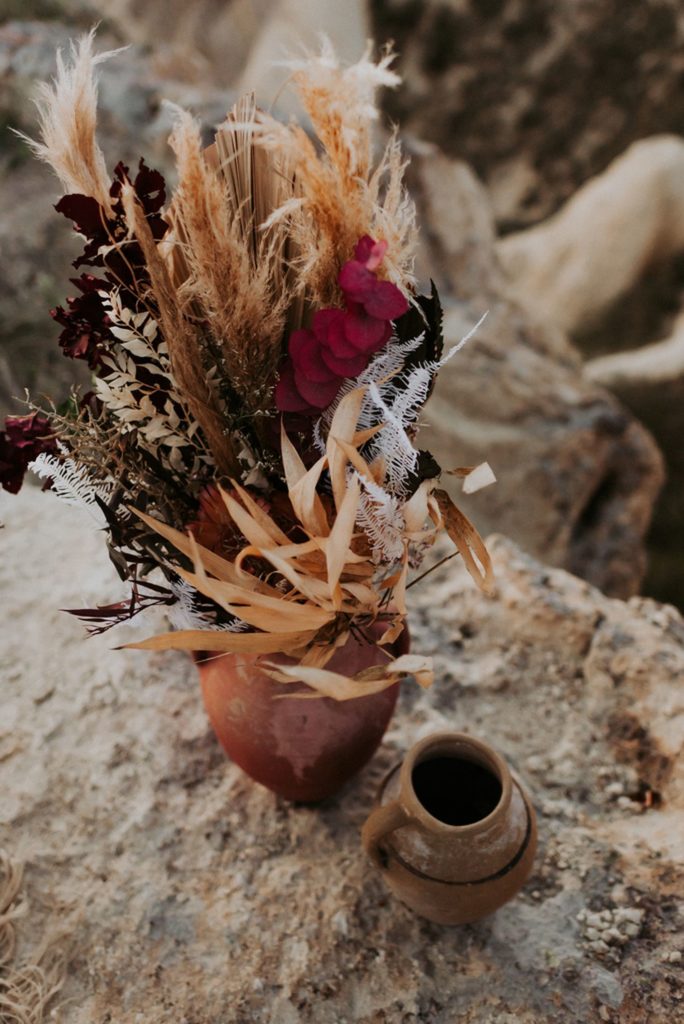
[2,486,682,1023]
[586,318,684,612]
[490,136,684,610]
[371,0,684,232]
[496,136,684,337]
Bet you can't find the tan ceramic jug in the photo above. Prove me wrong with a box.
[362,732,537,925]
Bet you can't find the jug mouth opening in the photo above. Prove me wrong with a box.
[404,733,511,833]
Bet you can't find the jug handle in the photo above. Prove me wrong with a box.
[362,800,409,870]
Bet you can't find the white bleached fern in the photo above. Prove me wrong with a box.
[29,444,114,526]
[167,578,250,633]
[325,312,487,560]
[346,311,488,497]
[355,473,406,563]
[314,334,423,457]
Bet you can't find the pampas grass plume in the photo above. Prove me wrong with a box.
[16,29,123,214]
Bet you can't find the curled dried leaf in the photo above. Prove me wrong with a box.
[263,650,433,701]
[434,489,495,596]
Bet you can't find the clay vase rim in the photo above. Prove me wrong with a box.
[395,731,512,837]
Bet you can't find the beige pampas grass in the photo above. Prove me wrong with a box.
[257,40,417,306]
[166,97,296,413]
[17,29,121,215]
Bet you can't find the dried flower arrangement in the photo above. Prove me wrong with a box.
[1,33,495,699]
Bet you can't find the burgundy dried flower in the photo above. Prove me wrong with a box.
[0,412,57,494]
[50,160,169,370]
[275,236,409,414]
[51,274,110,367]
[56,158,167,291]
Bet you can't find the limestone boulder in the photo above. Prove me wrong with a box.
[496,136,684,337]
[1,487,682,1022]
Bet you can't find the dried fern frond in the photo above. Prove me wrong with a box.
[29,446,113,525]
[16,29,121,215]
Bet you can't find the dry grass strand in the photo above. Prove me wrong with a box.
[0,851,66,1024]
[256,40,417,306]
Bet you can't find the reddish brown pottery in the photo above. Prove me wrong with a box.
[195,623,409,803]
[362,732,537,924]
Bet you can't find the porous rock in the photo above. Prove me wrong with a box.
[1,487,682,1022]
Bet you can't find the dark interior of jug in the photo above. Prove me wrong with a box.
[411,754,503,826]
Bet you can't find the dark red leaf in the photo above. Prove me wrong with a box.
[290,330,339,382]
[0,412,58,494]
[275,362,315,413]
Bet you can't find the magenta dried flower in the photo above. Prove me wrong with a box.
[275,236,409,415]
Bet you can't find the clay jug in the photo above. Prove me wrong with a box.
[362,732,537,924]
[196,623,408,803]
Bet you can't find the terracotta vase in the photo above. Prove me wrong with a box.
[361,732,537,925]
[195,624,408,803]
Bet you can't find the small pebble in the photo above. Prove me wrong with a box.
[610,885,629,905]
[664,951,682,963]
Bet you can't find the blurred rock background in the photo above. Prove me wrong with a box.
[1,0,682,605]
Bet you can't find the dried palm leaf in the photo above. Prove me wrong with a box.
[264,652,434,701]
[433,489,496,596]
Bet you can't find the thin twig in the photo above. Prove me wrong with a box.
[406,550,459,590]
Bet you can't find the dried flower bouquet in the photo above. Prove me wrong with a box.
[1,34,494,699]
